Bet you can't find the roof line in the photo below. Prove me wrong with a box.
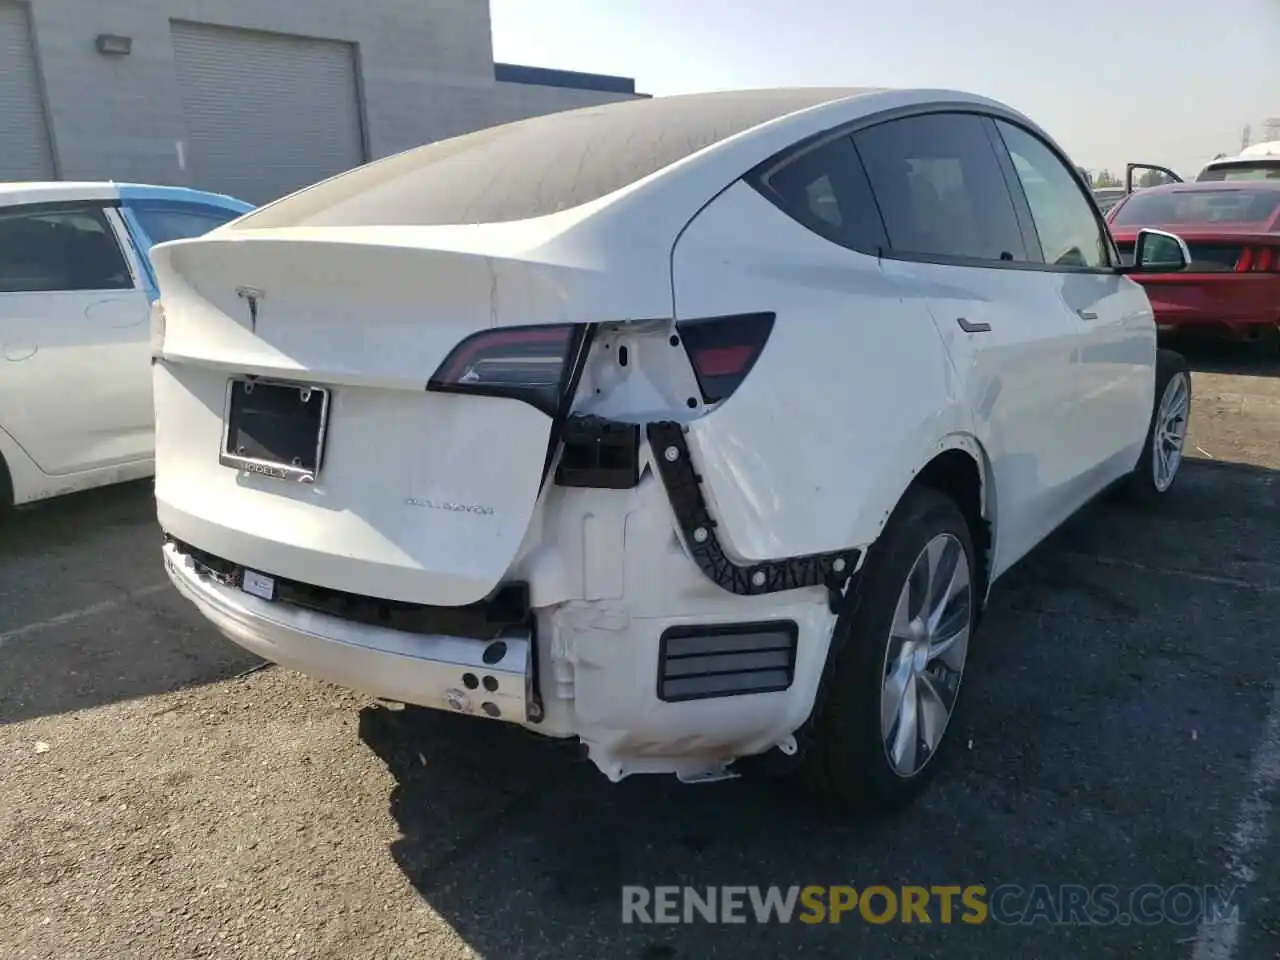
[493,62,638,96]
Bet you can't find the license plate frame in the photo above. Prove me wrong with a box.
[219,376,331,484]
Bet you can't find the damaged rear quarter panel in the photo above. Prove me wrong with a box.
[670,180,974,562]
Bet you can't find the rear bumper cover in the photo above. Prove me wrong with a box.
[161,427,855,781]
[1138,274,1280,334]
[163,541,533,724]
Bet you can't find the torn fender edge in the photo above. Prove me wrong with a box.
[645,420,860,606]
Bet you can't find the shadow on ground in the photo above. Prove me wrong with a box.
[0,478,157,558]
[361,455,1280,959]
[0,478,263,725]
[1168,335,1280,377]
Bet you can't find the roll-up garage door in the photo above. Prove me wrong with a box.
[169,20,366,204]
[0,1,54,180]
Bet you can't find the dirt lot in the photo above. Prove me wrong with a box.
[2,345,1278,960]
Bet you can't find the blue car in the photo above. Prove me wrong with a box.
[0,181,253,508]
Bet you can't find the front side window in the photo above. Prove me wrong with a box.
[851,113,1026,263]
[994,120,1110,269]
[753,134,887,252]
[0,205,132,294]
[133,204,240,246]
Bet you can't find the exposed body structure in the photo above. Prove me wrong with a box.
[152,87,1193,811]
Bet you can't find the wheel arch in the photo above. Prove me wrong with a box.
[875,435,993,609]
[747,434,996,781]
[0,422,38,508]
[898,436,996,610]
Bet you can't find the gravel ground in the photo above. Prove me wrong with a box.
[1,343,1278,960]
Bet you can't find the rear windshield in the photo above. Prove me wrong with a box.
[234,88,878,229]
[1196,161,1280,182]
[1111,187,1280,226]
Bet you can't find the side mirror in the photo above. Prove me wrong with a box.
[1124,228,1191,273]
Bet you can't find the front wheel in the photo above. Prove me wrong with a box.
[1125,349,1191,501]
[800,485,976,814]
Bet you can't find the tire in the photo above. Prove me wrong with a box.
[0,453,11,513]
[1123,348,1191,502]
[800,485,977,815]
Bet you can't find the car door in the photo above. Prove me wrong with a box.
[991,118,1156,500]
[850,111,1089,576]
[0,201,151,476]
[1126,162,1183,193]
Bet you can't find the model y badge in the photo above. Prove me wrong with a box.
[405,497,495,515]
[245,462,289,480]
[235,286,264,332]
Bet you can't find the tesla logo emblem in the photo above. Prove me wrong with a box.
[235,286,264,332]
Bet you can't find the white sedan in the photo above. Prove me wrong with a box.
[151,87,1193,813]
[0,181,252,508]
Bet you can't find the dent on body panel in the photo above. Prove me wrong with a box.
[672,182,963,561]
[1060,273,1151,364]
[1059,272,1156,450]
[877,259,1007,420]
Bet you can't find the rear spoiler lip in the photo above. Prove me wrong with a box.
[1109,228,1272,245]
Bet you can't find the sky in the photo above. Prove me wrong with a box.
[489,0,1278,180]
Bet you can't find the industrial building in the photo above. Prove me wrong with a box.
[0,0,644,203]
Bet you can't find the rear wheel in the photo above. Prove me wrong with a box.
[800,485,975,814]
[1124,349,1191,501]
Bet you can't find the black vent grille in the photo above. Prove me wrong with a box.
[657,621,798,702]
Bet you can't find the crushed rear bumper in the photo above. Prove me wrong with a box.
[163,541,534,724]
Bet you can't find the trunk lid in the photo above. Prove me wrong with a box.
[149,227,663,606]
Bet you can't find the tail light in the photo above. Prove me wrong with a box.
[675,312,775,404]
[428,323,589,417]
[1234,246,1280,273]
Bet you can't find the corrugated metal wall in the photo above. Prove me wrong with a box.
[0,1,54,180]
[169,20,366,203]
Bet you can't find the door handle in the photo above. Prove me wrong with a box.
[1077,310,1098,320]
[956,317,992,333]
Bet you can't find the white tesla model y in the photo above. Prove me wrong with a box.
[151,87,1193,812]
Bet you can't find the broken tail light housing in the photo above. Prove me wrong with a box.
[428,323,590,417]
[675,312,775,404]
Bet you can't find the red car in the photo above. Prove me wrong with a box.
[1105,180,1280,347]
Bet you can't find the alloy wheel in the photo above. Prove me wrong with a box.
[1153,372,1190,492]
[879,532,972,779]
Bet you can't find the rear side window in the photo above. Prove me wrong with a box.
[0,205,131,294]
[1111,187,1280,227]
[1197,162,1280,182]
[133,204,239,245]
[852,113,1027,263]
[752,134,888,252]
